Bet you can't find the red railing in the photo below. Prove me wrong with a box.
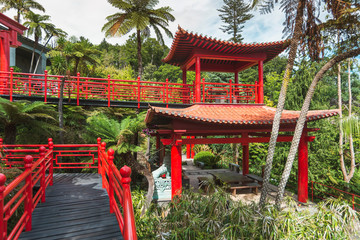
[97,139,137,240]
[311,181,360,211]
[0,138,137,240]
[0,146,53,240]
[0,69,261,106]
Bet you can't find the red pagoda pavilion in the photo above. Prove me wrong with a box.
[145,27,339,203]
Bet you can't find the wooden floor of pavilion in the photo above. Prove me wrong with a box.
[20,173,123,240]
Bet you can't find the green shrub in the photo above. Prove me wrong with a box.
[194,151,219,168]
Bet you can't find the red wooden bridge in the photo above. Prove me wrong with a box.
[0,138,137,240]
[0,69,261,108]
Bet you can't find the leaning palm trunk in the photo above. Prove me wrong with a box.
[275,48,360,208]
[33,36,53,74]
[259,0,305,207]
[136,29,143,78]
[338,63,346,181]
[343,59,356,183]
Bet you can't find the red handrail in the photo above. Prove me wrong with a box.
[0,138,138,240]
[98,141,137,240]
[0,146,53,240]
[1,69,259,106]
[311,181,360,211]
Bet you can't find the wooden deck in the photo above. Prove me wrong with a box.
[20,173,123,240]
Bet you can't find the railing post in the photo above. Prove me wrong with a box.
[57,77,61,98]
[44,70,48,103]
[112,79,115,101]
[28,75,32,97]
[107,149,114,214]
[352,194,355,210]
[108,75,111,107]
[137,76,141,109]
[0,174,6,240]
[101,142,107,189]
[39,146,46,203]
[165,78,169,108]
[202,78,205,103]
[229,79,233,103]
[48,138,54,186]
[9,67,13,102]
[120,166,137,240]
[76,72,80,106]
[24,155,33,231]
[97,138,102,175]
[85,78,88,99]
[255,81,258,104]
[195,76,201,103]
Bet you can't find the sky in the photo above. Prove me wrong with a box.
[3,0,286,47]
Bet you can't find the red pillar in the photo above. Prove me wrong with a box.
[191,136,195,158]
[186,136,190,159]
[195,57,201,102]
[0,32,10,94]
[182,69,187,103]
[258,60,264,104]
[182,69,187,85]
[0,32,9,72]
[171,135,182,198]
[242,133,249,175]
[235,71,239,103]
[298,129,308,203]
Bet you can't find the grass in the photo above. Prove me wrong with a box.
[132,187,360,240]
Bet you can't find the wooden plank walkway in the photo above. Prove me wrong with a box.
[20,173,123,240]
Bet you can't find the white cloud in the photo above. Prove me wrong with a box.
[3,0,286,47]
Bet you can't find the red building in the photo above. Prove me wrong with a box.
[145,27,339,203]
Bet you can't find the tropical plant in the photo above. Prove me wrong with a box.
[134,188,360,239]
[85,111,155,213]
[0,0,44,23]
[23,12,55,73]
[102,0,175,77]
[193,151,219,168]
[218,0,253,43]
[0,98,58,144]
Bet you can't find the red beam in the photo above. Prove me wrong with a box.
[180,136,315,144]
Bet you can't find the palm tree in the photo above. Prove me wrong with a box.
[0,0,44,23]
[33,27,67,73]
[85,112,154,214]
[70,38,101,75]
[23,12,55,73]
[0,98,58,144]
[254,0,351,207]
[102,0,175,77]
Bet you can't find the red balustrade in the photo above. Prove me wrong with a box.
[0,147,53,240]
[97,140,137,239]
[0,69,260,107]
[311,181,360,211]
[0,138,137,240]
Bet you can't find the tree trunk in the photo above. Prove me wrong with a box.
[4,123,17,144]
[338,63,347,181]
[33,36,53,74]
[73,59,80,75]
[136,29,143,78]
[259,0,305,208]
[125,152,154,216]
[346,58,355,183]
[58,71,68,144]
[29,41,38,73]
[274,47,360,208]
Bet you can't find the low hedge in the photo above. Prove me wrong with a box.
[194,151,219,168]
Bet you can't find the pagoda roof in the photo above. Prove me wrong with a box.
[162,27,290,72]
[145,104,339,127]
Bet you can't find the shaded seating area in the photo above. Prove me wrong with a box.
[146,104,339,203]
